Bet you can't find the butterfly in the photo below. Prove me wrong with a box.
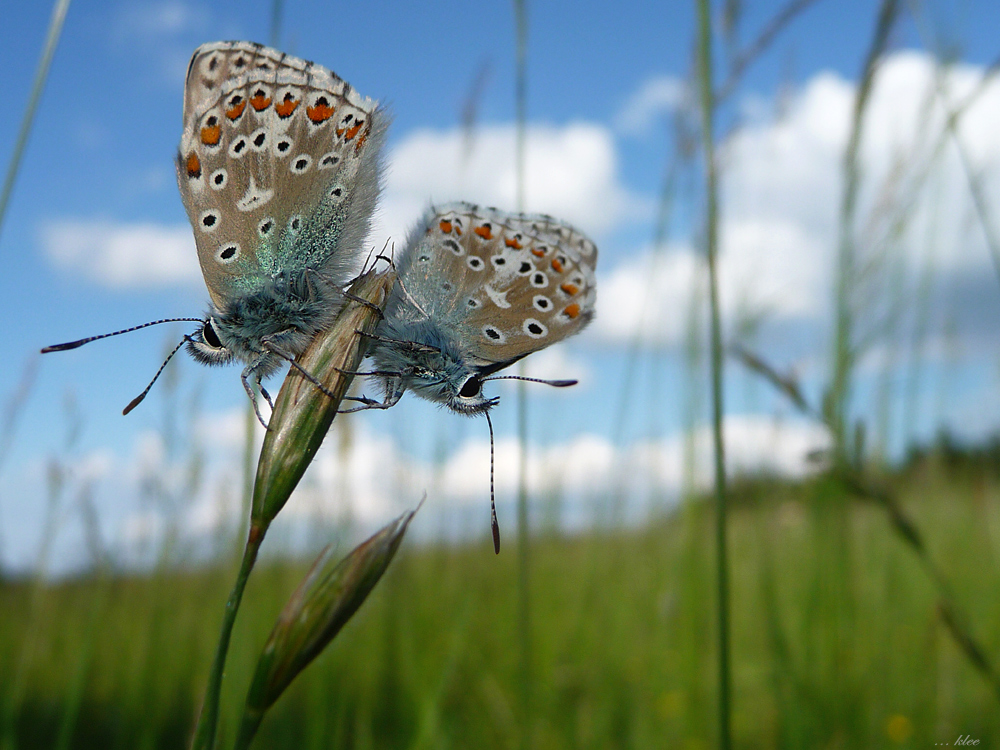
[43,41,387,425]
[348,202,598,550]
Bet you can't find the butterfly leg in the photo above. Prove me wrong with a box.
[241,366,270,429]
[338,394,400,413]
[338,379,404,413]
[259,384,274,412]
[342,289,385,318]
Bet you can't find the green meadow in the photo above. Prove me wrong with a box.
[3,0,1000,748]
[2,447,998,748]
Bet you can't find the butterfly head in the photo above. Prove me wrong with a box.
[187,316,235,365]
[402,356,500,416]
[445,370,501,415]
[374,330,500,415]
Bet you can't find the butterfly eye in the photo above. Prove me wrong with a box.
[459,375,482,399]
[202,319,224,349]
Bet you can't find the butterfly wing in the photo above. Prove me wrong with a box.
[391,202,597,370]
[177,41,386,311]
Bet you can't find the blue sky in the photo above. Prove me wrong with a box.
[2,0,999,573]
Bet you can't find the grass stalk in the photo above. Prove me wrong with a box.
[512,0,533,745]
[947,114,1000,288]
[52,487,110,750]
[190,530,263,750]
[269,0,284,48]
[611,152,679,447]
[829,0,900,459]
[0,355,39,562]
[904,0,1000,287]
[0,0,72,245]
[715,0,820,103]
[694,0,731,747]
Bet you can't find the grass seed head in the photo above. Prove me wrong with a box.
[250,267,395,532]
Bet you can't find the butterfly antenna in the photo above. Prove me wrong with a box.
[42,318,204,353]
[486,410,500,554]
[483,375,578,388]
[122,336,189,415]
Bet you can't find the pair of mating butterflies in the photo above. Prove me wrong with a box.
[44,41,598,550]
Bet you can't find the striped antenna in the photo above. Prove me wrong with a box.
[123,337,189,415]
[41,318,204,353]
[486,410,500,554]
[482,375,577,388]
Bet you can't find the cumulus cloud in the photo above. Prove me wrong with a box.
[117,2,205,35]
[593,217,825,345]
[615,75,687,135]
[163,410,829,534]
[374,122,639,247]
[598,51,1000,346]
[1,399,830,574]
[42,220,199,288]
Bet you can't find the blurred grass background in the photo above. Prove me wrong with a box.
[1,452,998,748]
[3,0,1000,747]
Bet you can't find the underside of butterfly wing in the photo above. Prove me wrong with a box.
[389,202,598,369]
[176,41,386,313]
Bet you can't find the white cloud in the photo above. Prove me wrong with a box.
[593,244,701,345]
[42,220,199,288]
[115,2,207,37]
[616,75,687,135]
[2,400,830,574]
[599,51,1000,346]
[375,122,639,247]
[593,221,823,346]
[181,409,829,526]
[724,51,1000,275]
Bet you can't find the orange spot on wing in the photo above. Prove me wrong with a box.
[250,93,272,111]
[307,102,334,123]
[200,125,221,146]
[225,99,246,120]
[344,122,363,140]
[439,220,453,233]
[563,303,581,319]
[551,258,564,273]
[276,96,300,118]
[560,283,579,296]
[531,248,546,257]
[474,225,493,240]
[185,152,201,178]
[505,237,523,249]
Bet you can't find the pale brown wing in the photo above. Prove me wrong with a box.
[395,203,598,366]
[176,41,384,310]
